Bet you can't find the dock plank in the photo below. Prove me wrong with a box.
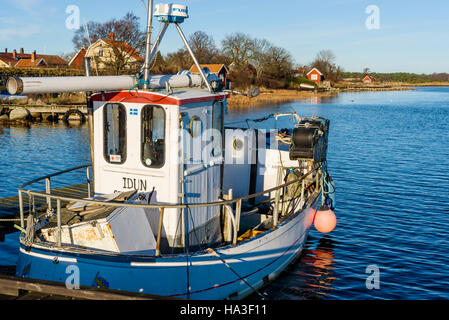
[0,274,168,300]
[0,183,88,217]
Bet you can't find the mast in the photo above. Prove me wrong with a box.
[143,0,154,89]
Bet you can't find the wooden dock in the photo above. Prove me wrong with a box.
[0,184,174,300]
[0,183,88,238]
[0,272,169,300]
[2,104,87,115]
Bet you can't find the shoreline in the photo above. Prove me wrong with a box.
[1,83,446,118]
[227,85,415,108]
[227,89,338,109]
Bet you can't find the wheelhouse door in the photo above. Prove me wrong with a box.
[181,102,224,248]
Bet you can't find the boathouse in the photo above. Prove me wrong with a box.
[307,68,324,85]
[362,75,375,84]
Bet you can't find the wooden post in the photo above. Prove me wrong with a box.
[224,189,233,243]
[18,190,24,228]
[235,199,242,235]
[45,177,52,211]
[273,167,282,228]
[86,167,91,198]
[155,207,165,257]
[56,199,61,247]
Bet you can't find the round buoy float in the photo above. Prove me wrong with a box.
[314,208,337,233]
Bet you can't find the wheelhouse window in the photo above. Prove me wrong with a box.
[142,105,165,168]
[103,103,127,164]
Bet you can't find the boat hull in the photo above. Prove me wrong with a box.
[16,195,320,300]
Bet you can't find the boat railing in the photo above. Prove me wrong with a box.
[16,163,319,252]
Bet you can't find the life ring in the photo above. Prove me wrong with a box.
[62,109,86,123]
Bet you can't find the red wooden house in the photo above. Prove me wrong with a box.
[189,64,229,86]
[362,75,375,84]
[68,47,87,70]
[307,68,324,84]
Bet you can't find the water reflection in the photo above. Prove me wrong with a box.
[297,237,336,299]
[257,236,337,300]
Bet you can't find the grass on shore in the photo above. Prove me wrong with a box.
[227,89,335,108]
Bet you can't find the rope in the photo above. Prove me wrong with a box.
[319,161,336,208]
[207,248,266,299]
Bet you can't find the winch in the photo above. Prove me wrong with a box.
[289,117,330,163]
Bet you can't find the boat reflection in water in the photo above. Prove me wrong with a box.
[255,236,336,300]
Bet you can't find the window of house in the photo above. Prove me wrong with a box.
[142,105,166,168]
[311,74,318,81]
[104,103,127,164]
[98,49,104,57]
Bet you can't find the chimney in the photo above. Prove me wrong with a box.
[12,49,17,59]
[109,32,115,41]
[31,50,36,62]
[20,48,24,55]
[4,48,7,53]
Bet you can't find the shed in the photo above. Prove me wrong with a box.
[307,68,324,84]
[189,64,229,86]
[362,75,375,84]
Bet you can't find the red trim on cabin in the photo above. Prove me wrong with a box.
[91,91,229,105]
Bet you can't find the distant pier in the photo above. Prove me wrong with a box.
[0,104,87,122]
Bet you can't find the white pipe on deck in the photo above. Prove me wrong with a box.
[7,76,136,95]
[7,73,218,95]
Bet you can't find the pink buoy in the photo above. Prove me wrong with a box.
[314,209,337,233]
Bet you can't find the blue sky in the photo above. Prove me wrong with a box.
[1,0,448,73]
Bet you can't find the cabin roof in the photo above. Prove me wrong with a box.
[307,67,323,76]
[189,64,228,74]
[91,88,229,106]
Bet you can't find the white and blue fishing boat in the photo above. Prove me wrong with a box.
[7,2,336,299]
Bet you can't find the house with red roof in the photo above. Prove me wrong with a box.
[68,47,87,70]
[84,33,144,72]
[0,48,68,68]
[307,67,324,85]
[362,74,376,84]
[189,64,229,86]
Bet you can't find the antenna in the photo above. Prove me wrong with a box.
[143,0,154,89]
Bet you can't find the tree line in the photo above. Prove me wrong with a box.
[71,12,348,89]
[68,12,448,88]
[343,71,449,83]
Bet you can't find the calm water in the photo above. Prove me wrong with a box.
[1,87,449,299]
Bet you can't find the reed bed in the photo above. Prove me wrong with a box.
[227,89,335,108]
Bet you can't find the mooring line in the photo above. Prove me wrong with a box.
[207,248,266,299]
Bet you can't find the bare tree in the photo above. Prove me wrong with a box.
[188,31,219,63]
[72,12,146,75]
[221,32,254,70]
[164,48,192,73]
[310,50,342,82]
[249,38,271,81]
